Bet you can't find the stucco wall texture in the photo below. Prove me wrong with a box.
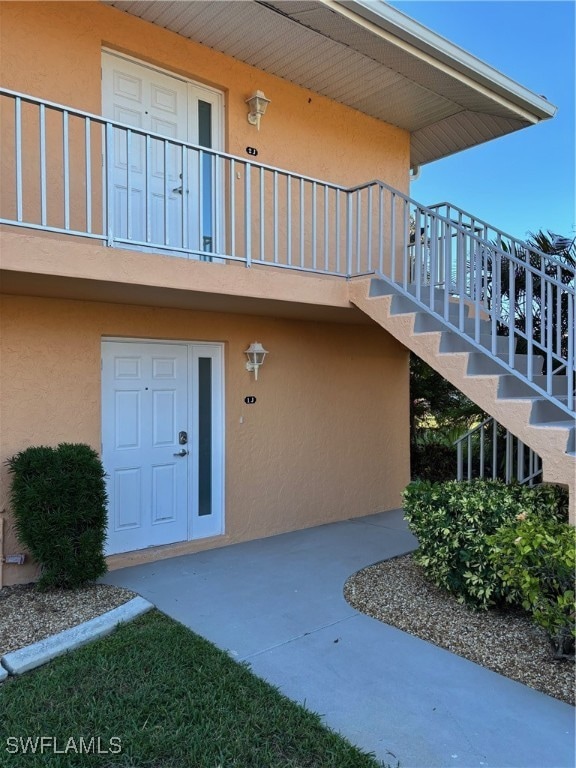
[0,295,410,584]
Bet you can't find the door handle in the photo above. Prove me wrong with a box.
[173,448,189,457]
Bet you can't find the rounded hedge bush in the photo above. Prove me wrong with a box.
[402,479,568,610]
[7,443,108,590]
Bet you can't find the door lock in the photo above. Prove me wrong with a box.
[179,431,188,445]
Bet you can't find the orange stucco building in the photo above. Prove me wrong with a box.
[1,1,571,585]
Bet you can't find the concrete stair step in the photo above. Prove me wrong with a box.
[530,397,575,425]
[498,374,573,398]
[390,294,471,321]
[440,331,509,355]
[531,421,575,452]
[412,312,491,336]
[466,352,542,377]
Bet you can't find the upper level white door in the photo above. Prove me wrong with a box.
[102,51,223,256]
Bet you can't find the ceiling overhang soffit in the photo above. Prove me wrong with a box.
[107,0,556,166]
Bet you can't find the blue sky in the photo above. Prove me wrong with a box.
[388,0,575,242]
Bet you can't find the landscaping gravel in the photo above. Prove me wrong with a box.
[0,583,136,656]
[344,554,574,707]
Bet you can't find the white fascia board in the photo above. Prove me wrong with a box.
[330,0,557,122]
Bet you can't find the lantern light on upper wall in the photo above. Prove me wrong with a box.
[246,90,271,130]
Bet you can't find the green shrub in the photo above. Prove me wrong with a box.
[402,479,567,609]
[7,443,108,590]
[489,516,576,656]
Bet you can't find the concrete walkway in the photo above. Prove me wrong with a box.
[103,510,575,768]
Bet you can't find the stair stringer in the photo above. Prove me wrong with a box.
[348,277,575,523]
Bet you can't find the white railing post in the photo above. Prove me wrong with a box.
[346,192,353,278]
[105,121,114,248]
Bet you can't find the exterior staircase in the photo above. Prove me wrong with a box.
[349,275,575,521]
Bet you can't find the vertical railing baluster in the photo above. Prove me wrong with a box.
[245,161,251,267]
[367,185,373,274]
[518,440,525,484]
[479,423,485,479]
[323,184,329,272]
[414,206,421,299]
[312,181,317,271]
[457,440,463,481]
[145,135,152,244]
[443,223,451,319]
[526,269,534,382]
[335,188,341,274]
[181,144,187,251]
[491,250,499,355]
[429,214,437,309]
[230,159,236,258]
[126,129,132,241]
[492,419,497,480]
[346,192,352,278]
[508,257,516,368]
[457,229,466,330]
[556,266,562,360]
[402,198,409,288]
[355,191,362,275]
[210,150,217,256]
[197,148,204,253]
[390,193,396,285]
[273,171,278,264]
[378,184,384,275]
[163,140,169,246]
[539,259,546,350]
[260,167,265,262]
[105,122,114,246]
[546,281,553,393]
[467,433,472,480]
[39,104,47,226]
[299,177,305,269]
[63,110,70,230]
[286,175,292,267]
[474,242,481,342]
[85,117,92,234]
[15,97,23,222]
[505,430,512,484]
[568,294,574,410]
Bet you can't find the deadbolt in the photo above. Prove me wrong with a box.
[179,431,188,445]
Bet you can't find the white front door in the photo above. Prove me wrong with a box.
[102,51,223,256]
[102,340,224,555]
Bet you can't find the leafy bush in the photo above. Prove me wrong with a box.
[402,479,568,609]
[489,516,576,657]
[7,443,108,590]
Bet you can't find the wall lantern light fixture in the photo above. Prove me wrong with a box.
[246,90,270,130]
[245,342,268,380]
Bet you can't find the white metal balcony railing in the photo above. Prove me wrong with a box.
[1,88,574,417]
[455,417,543,486]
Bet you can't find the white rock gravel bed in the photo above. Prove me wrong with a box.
[344,554,574,707]
[0,583,136,657]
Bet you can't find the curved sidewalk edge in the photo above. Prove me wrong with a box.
[0,596,154,677]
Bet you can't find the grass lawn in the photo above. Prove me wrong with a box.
[0,610,386,767]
